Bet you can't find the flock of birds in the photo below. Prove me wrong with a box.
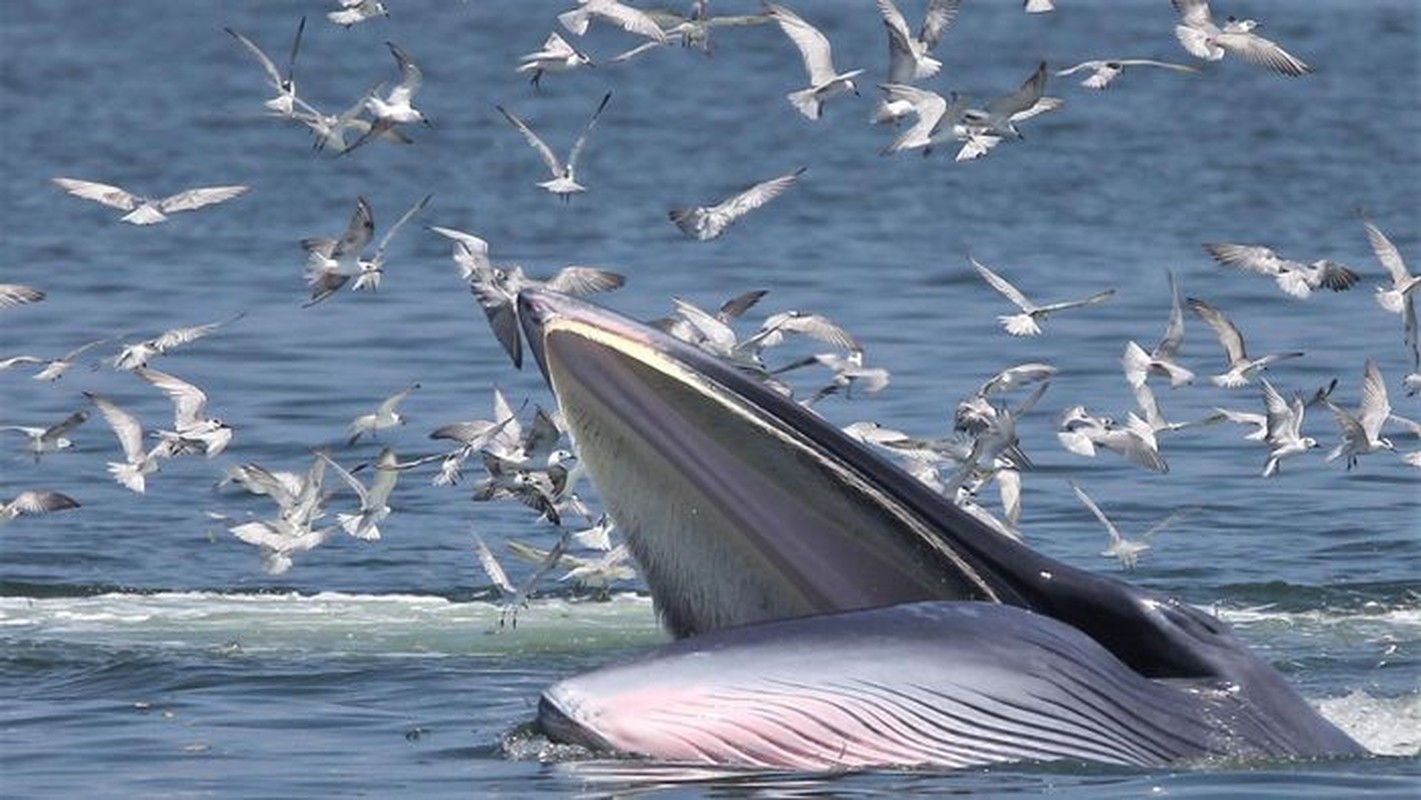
[2,1,1418,609]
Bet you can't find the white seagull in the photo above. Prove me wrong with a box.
[353,194,432,293]
[224,16,306,116]
[1056,59,1198,90]
[1172,0,1311,77]
[1,337,107,381]
[1122,271,1195,388]
[134,367,233,457]
[1,490,80,526]
[961,61,1061,141]
[669,167,805,241]
[84,391,177,494]
[875,0,960,103]
[518,32,593,88]
[319,448,399,541]
[497,92,612,200]
[349,383,419,446]
[1325,359,1396,469]
[1259,378,1317,477]
[765,3,865,120]
[1205,242,1360,299]
[1,410,88,462]
[52,178,248,226]
[559,0,669,44]
[1070,483,1190,570]
[971,254,1114,336]
[1188,297,1304,387]
[1363,218,1420,369]
[344,42,429,154]
[112,314,243,371]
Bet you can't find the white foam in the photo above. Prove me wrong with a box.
[1314,689,1421,757]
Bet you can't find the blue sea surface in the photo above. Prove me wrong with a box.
[1,0,1418,796]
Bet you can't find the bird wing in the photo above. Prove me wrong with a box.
[1206,242,1288,275]
[567,92,612,173]
[672,297,739,353]
[1259,378,1293,444]
[765,3,838,86]
[711,167,804,221]
[1071,482,1123,545]
[1363,220,1410,286]
[971,256,1035,312]
[8,490,81,517]
[52,177,141,211]
[373,194,432,260]
[376,384,418,417]
[385,41,423,104]
[156,185,249,214]
[317,451,370,504]
[1215,31,1311,77]
[988,61,1048,118]
[333,196,376,257]
[544,266,626,295]
[1188,297,1247,364]
[1156,270,1187,359]
[474,535,519,596]
[498,105,564,178]
[1171,0,1213,28]
[1357,359,1391,439]
[595,0,669,42]
[918,0,962,50]
[1055,60,1101,76]
[1116,58,1199,72]
[225,26,282,88]
[135,367,209,428]
[85,392,145,462]
[1038,288,1115,314]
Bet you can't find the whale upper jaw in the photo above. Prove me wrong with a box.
[516,288,1366,766]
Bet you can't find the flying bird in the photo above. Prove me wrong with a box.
[1,490,80,526]
[1259,378,1317,477]
[1122,271,1195,388]
[1,337,107,381]
[0,284,44,308]
[1324,359,1396,469]
[518,32,593,87]
[134,367,233,457]
[328,0,387,28]
[497,92,612,199]
[112,314,244,371]
[764,3,865,120]
[1188,297,1304,387]
[1,410,88,462]
[559,0,669,43]
[874,0,961,119]
[1363,218,1420,369]
[52,178,248,225]
[343,42,430,155]
[84,391,177,493]
[1070,483,1191,570]
[349,383,420,446]
[1172,0,1311,76]
[970,255,1114,336]
[669,167,805,241]
[1055,59,1198,90]
[1204,242,1359,299]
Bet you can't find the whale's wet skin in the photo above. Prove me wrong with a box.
[516,288,1366,771]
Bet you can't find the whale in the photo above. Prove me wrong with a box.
[514,288,1367,771]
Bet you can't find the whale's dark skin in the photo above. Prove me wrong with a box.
[515,288,1367,771]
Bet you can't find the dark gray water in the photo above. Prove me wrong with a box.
[2,0,1418,796]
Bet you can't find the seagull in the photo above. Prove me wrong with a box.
[971,254,1114,336]
[1363,218,1420,368]
[640,1,773,54]
[1205,242,1360,299]
[224,16,306,116]
[960,61,1063,142]
[954,363,1056,435]
[1188,297,1304,387]
[349,383,419,446]
[1259,378,1317,477]
[134,367,233,457]
[1122,271,1195,388]
[228,455,337,575]
[1,490,80,525]
[669,167,805,241]
[84,391,177,493]
[764,3,865,120]
[505,539,637,594]
[1,410,87,462]
[428,389,523,486]
[343,42,430,154]
[352,194,432,293]
[473,532,568,628]
[873,0,961,122]
[0,284,44,308]
[773,350,891,404]
[327,0,387,28]
[319,448,398,541]
[1325,359,1396,469]
[876,84,998,162]
[518,32,593,87]
[292,93,411,154]
[466,259,625,368]
[1171,0,1311,77]
[1055,59,1198,90]
[112,314,244,371]
[217,462,305,503]
[558,0,669,43]
[1070,482,1191,570]
[1058,405,1169,473]
[303,197,373,305]
[497,92,612,200]
[1,337,106,381]
[52,178,248,225]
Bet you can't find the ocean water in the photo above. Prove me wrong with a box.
[1,0,1418,796]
